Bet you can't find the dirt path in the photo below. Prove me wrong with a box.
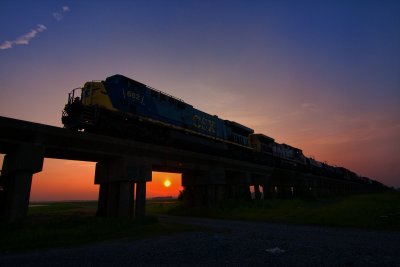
[1,215,399,266]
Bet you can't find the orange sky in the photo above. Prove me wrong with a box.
[0,156,182,201]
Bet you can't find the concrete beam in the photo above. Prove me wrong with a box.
[95,158,152,184]
[3,144,44,173]
[182,167,226,186]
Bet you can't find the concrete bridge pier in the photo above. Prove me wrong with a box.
[135,182,147,217]
[225,171,252,201]
[269,169,287,198]
[283,172,300,198]
[261,183,271,199]
[281,184,293,198]
[312,177,321,198]
[182,167,226,206]
[253,184,261,200]
[319,179,330,197]
[272,169,303,198]
[0,144,44,223]
[95,158,151,218]
[265,177,278,198]
[301,177,318,198]
[252,174,269,200]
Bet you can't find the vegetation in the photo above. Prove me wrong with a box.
[0,201,197,251]
[161,192,400,231]
[1,192,398,251]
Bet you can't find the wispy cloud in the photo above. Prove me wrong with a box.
[0,41,13,50]
[53,12,63,21]
[1,6,70,50]
[53,5,70,21]
[15,24,47,45]
[0,24,47,50]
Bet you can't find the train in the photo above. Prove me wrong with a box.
[61,74,383,189]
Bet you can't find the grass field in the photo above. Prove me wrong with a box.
[0,200,196,251]
[154,192,400,231]
[1,192,398,251]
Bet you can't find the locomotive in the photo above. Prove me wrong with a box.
[61,74,377,186]
[62,74,254,152]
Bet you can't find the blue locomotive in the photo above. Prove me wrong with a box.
[62,74,253,148]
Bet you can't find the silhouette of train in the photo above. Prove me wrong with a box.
[62,74,383,189]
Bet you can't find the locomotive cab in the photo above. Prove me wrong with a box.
[62,81,114,129]
[81,81,114,109]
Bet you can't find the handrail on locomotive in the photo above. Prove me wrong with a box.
[67,87,83,105]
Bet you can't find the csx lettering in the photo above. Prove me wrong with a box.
[193,115,216,134]
[126,91,144,104]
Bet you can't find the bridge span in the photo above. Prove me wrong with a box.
[0,116,370,223]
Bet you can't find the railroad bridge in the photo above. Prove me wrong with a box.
[0,116,366,223]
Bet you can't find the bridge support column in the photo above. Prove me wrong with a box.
[182,167,226,206]
[258,175,273,199]
[135,182,146,217]
[95,158,151,218]
[271,169,300,199]
[225,171,251,201]
[252,174,270,200]
[254,184,261,200]
[261,183,271,199]
[305,177,318,198]
[0,145,44,223]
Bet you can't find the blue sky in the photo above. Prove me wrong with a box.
[1,0,399,195]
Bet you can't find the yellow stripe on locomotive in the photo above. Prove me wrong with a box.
[81,81,116,111]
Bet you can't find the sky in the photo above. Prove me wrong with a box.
[0,0,399,200]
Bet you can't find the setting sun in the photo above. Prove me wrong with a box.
[147,172,182,198]
[163,179,171,188]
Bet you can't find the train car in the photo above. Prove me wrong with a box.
[224,120,254,146]
[249,134,306,169]
[306,157,325,175]
[334,167,358,181]
[62,74,252,149]
[272,143,306,170]
[249,133,275,154]
[320,162,337,178]
[274,144,306,164]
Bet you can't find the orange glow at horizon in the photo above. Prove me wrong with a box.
[31,159,98,201]
[0,157,182,201]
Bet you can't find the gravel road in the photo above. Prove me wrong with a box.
[1,215,399,267]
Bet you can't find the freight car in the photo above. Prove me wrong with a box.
[61,74,378,187]
[249,133,307,170]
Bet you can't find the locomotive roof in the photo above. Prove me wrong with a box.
[251,133,275,142]
[281,143,303,152]
[106,74,185,103]
[224,120,254,134]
